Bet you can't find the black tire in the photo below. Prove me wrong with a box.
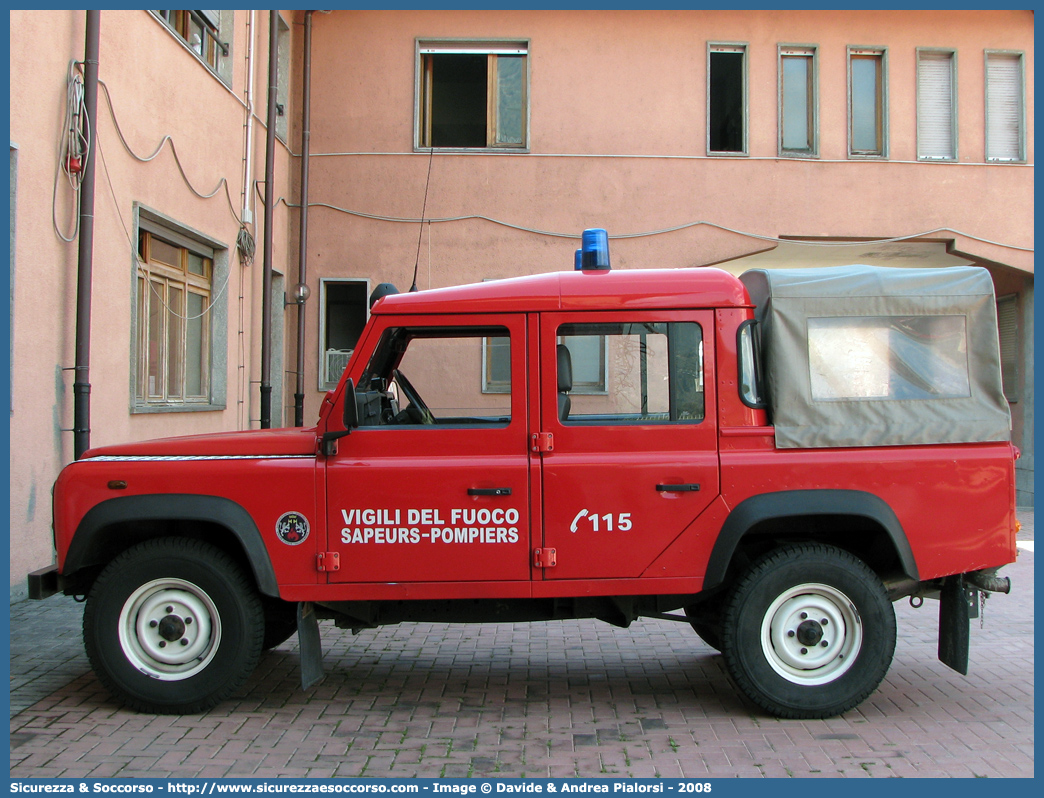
[683,596,725,652]
[721,543,896,719]
[261,597,299,650]
[83,537,264,714]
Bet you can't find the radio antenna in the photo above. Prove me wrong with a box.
[410,147,435,292]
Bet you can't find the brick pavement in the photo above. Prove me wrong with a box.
[9,511,1034,779]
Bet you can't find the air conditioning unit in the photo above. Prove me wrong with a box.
[325,349,353,387]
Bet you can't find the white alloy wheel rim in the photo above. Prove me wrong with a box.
[760,583,861,686]
[118,578,220,681]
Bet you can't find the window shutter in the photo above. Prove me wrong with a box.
[917,52,955,159]
[986,53,1022,161]
[997,296,1019,401]
[197,10,220,30]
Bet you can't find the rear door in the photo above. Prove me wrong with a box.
[538,311,719,580]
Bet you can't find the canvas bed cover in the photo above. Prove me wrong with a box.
[739,265,1011,449]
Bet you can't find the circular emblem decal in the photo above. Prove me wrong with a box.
[276,512,310,546]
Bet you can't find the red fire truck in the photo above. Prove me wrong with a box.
[31,231,1019,718]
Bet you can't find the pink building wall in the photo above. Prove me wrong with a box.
[293,8,1031,416]
[9,10,297,593]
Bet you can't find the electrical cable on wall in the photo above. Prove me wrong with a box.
[97,78,242,225]
[52,61,90,242]
[262,196,1033,255]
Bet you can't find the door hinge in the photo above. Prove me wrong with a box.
[533,547,557,568]
[531,432,554,453]
[317,551,340,572]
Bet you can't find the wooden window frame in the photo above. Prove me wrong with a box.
[417,40,530,151]
[136,230,213,405]
[153,10,227,70]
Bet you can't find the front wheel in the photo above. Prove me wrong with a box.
[721,543,896,719]
[84,538,264,714]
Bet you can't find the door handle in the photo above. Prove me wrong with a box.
[468,487,512,496]
[656,483,700,492]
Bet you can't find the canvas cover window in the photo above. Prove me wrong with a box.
[739,265,1010,449]
[807,316,970,402]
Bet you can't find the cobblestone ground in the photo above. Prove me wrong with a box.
[9,512,1034,779]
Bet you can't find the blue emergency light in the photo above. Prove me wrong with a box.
[580,228,611,271]
[574,249,583,271]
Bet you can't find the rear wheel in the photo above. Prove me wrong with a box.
[721,543,896,719]
[84,538,264,714]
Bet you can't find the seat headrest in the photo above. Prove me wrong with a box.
[556,344,572,393]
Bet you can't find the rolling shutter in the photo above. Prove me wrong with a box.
[986,53,1023,161]
[917,52,955,159]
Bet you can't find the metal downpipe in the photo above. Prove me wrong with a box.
[260,10,279,428]
[73,10,100,459]
[294,10,314,427]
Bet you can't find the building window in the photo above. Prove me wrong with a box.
[917,49,957,161]
[320,279,369,391]
[779,46,817,156]
[708,44,747,154]
[418,41,528,150]
[136,229,212,405]
[997,295,1019,401]
[849,48,887,157]
[985,51,1025,162]
[153,10,229,73]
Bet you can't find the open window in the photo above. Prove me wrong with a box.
[708,44,747,155]
[359,325,512,427]
[319,279,369,390]
[418,41,528,150]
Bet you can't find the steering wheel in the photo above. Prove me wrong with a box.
[391,369,434,425]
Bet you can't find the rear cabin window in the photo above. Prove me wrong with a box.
[807,315,971,402]
[557,322,704,425]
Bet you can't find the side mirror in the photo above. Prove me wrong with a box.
[343,378,359,429]
[321,378,358,457]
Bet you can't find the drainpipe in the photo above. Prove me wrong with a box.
[73,10,100,459]
[293,10,314,427]
[260,10,278,429]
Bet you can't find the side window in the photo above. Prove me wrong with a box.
[557,322,703,425]
[737,320,766,409]
[359,326,511,427]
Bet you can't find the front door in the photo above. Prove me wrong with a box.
[325,314,531,584]
[538,311,720,580]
